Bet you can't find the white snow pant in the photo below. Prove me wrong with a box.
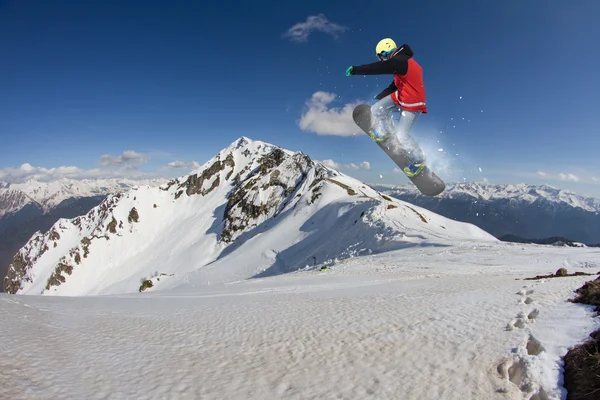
[371,95,425,163]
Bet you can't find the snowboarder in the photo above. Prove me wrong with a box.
[346,38,427,177]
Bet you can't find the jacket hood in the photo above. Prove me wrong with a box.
[395,44,414,58]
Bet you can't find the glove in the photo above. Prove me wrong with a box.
[345,66,354,76]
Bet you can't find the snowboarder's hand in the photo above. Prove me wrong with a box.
[345,66,354,76]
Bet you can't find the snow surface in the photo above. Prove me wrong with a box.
[1,242,599,400]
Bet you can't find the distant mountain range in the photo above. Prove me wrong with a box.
[1,178,167,214]
[375,183,600,245]
[498,234,599,247]
[0,178,167,291]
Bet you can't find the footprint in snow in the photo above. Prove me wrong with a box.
[523,296,535,304]
[516,288,535,296]
[496,335,548,398]
[517,287,535,304]
[527,309,539,320]
[497,286,548,398]
[506,287,538,330]
[506,318,526,331]
[526,335,545,356]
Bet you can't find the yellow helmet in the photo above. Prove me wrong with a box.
[375,38,397,59]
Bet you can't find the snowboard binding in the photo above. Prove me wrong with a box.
[403,161,425,177]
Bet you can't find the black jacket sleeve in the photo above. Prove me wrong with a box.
[375,81,397,100]
[351,57,408,76]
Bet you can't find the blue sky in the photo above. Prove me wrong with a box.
[1,0,599,196]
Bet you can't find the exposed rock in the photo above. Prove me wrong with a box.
[178,153,235,198]
[3,252,32,294]
[45,260,74,291]
[405,205,428,223]
[326,179,356,196]
[525,270,594,281]
[128,207,139,223]
[107,217,118,233]
[563,276,600,398]
[221,151,313,243]
[49,229,60,241]
[555,267,568,277]
[81,237,91,258]
[139,279,153,292]
[569,276,600,312]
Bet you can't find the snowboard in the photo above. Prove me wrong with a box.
[352,103,446,196]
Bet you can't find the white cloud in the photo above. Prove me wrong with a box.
[166,161,200,170]
[358,161,371,170]
[559,173,579,182]
[0,163,151,183]
[283,14,347,42]
[320,159,370,171]
[536,171,547,176]
[299,92,360,136]
[98,150,150,168]
[592,177,599,182]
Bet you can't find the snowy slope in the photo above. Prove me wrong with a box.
[1,243,599,400]
[5,137,495,296]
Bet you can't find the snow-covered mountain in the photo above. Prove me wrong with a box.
[0,177,167,215]
[0,177,168,292]
[376,182,600,243]
[4,137,495,296]
[0,187,32,216]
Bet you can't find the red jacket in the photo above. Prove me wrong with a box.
[391,58,427,112]
[350,44,427,113]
